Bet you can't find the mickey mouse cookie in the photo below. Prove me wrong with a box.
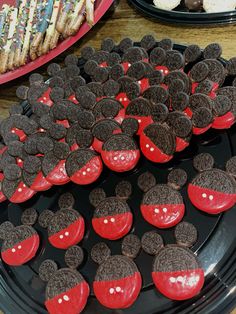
[0,208,39,266]
[138,170,187,228]
[90,181,133,240]
[38,194,85,249]
[92,241,142,309]
[39,246,89,314]
[188,153,236,214]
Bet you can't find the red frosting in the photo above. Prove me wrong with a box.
[176,137,189,152]
[93,272,142,309]
[101,149,140,172]
[152,268,204,301]
[37,88,53,107]
[10,181,36,203]
[188,184,236,214]
[29,171,52,192]
[48,218,85,249]
[192,124,212,135]
[46,160,70,185]
[1,233,39,266]
[70,156,103,185]
[140,133,173,163]
[92,212,133,240]
[125,115,153,136]
[116,93,130,109]
[45,281,90,314]
[140,203,185,228]
[212,111,235,129]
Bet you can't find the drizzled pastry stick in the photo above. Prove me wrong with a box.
[41,0,61,54]
[85,0,95,27]
[30,0,53,60]
[20,0,37,65]
[0,5,10,44]
[66,0,86,36]
[56,0,75,33]
[0,7,18,74]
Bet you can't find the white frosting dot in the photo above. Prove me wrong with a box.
[60,167,64,172]
[209,195,214,201]
[18,159,22,163]
[65,232,69,236]
[73,97,76,101]
[138,119,141,123]
[121,156,125,161]
[109,288,114,294]
[116,286,121,292]
[58,298,62,304]
[163,207,167,213]
[138,81,141,84]
[146,144,149,148]
[104,219,108,224]
[40,100,44,103]
[39,128,44,132]
[63,295,69,301]
[154,208,159,213]
[82,171,86,176]
[43,97,47,101]
[18,188,22,192]
[114,156,118,161]
[11,129,15,133]
[23,184,26,188]
[150,147,154,152]
[202,193,207,198]
[128,63,131,67]
[12,248,16,253]
[87,168,91,172]
[59,235,64,239]
[170,277,176,283]
[18,245,22,249]
[124,97,127,101]
[119,98,123,102]
[111,218,115,222]
[177,276,183,282]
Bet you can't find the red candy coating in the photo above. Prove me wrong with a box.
[48,218,85,249]
[152,268,204,301]
[176,137,189,152]
[70,156,103,185]
[140,204,185,229]
[10,181,36,203]
[188,184,236,214]
[92,212,133,240]
[101,149,140,172]
[192,124,212,135]
[1,233,39,266]
[38,88,53,107]
[29,172,52,192]
[212,111,235,129]
[93,272,142,309]
[126,115,153,136]
[45,281,90,314]
[140,133,173,163]
[46,160,70,186]
[116,93,130,109]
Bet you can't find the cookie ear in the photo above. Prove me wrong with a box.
[141,231,164,256]
[226,156,236,178]
[89,188,106,207]
[91,242,111,265]
[101,100,120,119]
[0,221,14,240]
[171,115,192,138]
[167,168,188,190]
[121,234,141,259]
[115,181,132,199]
[121,118,139,136]
[174,222,198,248]
[21,208,38,226]
[65,246,84,269]
[39,259,58,282]
[58,192,75,210]
[138,172,156,192]
[38,210,54,229]
[76,130,94,149]
[193,153,214,172]
[151,103,168,123]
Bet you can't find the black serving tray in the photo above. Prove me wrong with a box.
[1,44,236,314]
[128,0,236,26]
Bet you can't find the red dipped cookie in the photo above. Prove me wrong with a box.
[0,208,39,266]
[90,181,133,240]
[92,242,142,309]
[138,170,187,228]
[38,199,85,250]
[93,97,125,125]
[188,153,236,214]
[39,247,89,314]
[65,149,103,185]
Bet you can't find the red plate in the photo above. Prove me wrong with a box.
[0,0,114,85]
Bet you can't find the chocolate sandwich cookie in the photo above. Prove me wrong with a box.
[188,153,236,214]
[174,222,198,248]
[166,112,192,152]
[65,149,103,185]
[90,182,133,240]
[101,133,140,172]
[125,97,153,135]
[39,207,85,249]
[93,98,125,124]
[152,245,204,300]
[164,70,190,94]
[138,170,186,228]
[92,119,121,153]
[141,231,164,255]
[92,242,142,309]
[140,123,176,163]
[39,249,89,314]
[0,209,39,266]
[42,149,70,186]
[183,44,202,64]
[122,234,141,259]
[192,107,214,135]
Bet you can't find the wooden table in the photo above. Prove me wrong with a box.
[0,0,236,313]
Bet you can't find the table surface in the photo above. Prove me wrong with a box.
[0,0,236,313]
